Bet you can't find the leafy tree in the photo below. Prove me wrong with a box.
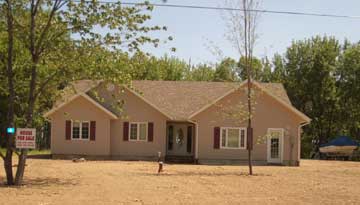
[337,43,360,141]
[188,64,215,81]
[282,36,341,156]
[270,54,286,83]
[260,57,272,83]
[237,56,262,81]
[214,57,239,82]
[127,53,189,81]
[0,0,170,185]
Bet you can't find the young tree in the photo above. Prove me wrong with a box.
[222,0,261,175]
[0,0,170,185]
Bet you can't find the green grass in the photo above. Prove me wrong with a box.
[0,148,50,156]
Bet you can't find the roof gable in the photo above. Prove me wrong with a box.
[46,80,309,123]
[44,93,118,119]
[131,80,239,120]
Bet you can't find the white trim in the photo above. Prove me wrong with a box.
[129,122,148,142]
[188,81,311,123]
[79,94,118,119]
[251,81,311,123]
[44,93,82,117]
[297,122,310,161]
[220,127,247,150]
[195,122,199,159]
[267,128,284,163]
[124,86,173,120]
[71,120,90,141]
[187,120,199,159]
[188,82,246,119]
[44,93,118,119]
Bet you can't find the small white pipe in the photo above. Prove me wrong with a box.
[298,121,311,162]
[188,120,199,160]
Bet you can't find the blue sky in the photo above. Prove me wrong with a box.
[132,0,360,64]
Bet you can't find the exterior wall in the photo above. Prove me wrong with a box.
[192,87,304,166]
[50,96,111,156]
[105,88,168,159]
[49,82,307,165]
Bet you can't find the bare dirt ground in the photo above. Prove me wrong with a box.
[1,159,360,205]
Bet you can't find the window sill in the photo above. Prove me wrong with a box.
[128,139,148,142]
[71,138,90,141]
[220,147,247,150]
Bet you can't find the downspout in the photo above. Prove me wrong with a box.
[297,121,311,165]
[188,120,199,163]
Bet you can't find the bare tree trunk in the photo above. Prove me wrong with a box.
[3,0,15,185]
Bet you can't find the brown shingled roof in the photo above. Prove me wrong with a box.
[132,80,239,120]
[49,80,293,121]
[53,80,102,108]
[131,80,291,120]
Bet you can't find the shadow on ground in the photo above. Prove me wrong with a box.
[138,171,272,177]
[0,177,78,188]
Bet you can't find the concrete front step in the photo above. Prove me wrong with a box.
[165,155,195,164]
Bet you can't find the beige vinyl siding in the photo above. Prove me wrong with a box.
[103,88,168,158]
[50,95,111,156]
[192,87,303,165]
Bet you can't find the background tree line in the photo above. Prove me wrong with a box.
[2,31,359,159]
[1,0,358,186]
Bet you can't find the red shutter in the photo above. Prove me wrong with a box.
[123,122,129,141]
[214,127,220,149]
[90,121,96,141]
[187,126,192,153]
[148,122,154,142]
[65,120,71,140]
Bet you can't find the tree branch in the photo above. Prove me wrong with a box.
[38,30,69,55]
[0,151,5,160]
[34,68,62,99]
[11,148,20,156]
[35,0,65,56]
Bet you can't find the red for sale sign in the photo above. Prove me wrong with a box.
[16,128,36,149]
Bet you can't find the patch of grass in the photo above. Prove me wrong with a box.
[28,149,51,155]
[0,148,50,156]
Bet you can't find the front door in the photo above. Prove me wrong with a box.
[267,128,284,164]
[167,123,193,156]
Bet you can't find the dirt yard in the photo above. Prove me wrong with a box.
[0,159,359,205]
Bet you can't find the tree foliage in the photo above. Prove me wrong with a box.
[0,0,172,185]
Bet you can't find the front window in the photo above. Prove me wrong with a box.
[220,127,246,149]
[72,120,90,140]
[81,122,89,139]
[72,121,80,139]
[130,123,138,140]
[129,122,148,141]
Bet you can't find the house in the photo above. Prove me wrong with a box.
[44,80,310,166]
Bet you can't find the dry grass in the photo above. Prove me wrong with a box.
[0,159,360,204]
